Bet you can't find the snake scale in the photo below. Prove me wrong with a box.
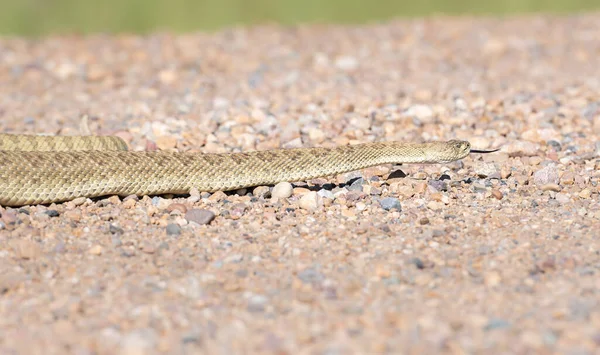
[0,133,497,206]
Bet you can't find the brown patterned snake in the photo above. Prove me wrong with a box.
[0,133,498,207]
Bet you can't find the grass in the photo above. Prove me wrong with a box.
[1,0,599,35]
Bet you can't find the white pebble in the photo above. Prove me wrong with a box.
[272,182,293,198]
[299,191,322,211]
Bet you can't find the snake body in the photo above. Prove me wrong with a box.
[0,133,481,207]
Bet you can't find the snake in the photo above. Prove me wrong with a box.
[0,133,498,207]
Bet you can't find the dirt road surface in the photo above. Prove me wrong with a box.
[1,13,600,354]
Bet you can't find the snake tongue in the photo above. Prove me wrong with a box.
[470,148,501,154]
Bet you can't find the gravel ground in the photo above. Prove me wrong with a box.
[1,13,600,354]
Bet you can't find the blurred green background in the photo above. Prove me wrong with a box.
[2,0,599,35]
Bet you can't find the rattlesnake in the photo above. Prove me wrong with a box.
[0,133,498,206]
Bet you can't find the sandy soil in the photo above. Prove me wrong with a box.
[1,13,600,354]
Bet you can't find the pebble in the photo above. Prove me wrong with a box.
[109,224,125,235]
[88,245,104,255]
[474,162,499,178]
[317,189,335,200]
[491,189,503,200]
[578,189,591,199]
[252,186,271,198]
[1,210,17,225]
[187,187,201,203]
[348,178,366,192]
[247,294,269,313]
[560,172,575,185]
[507,140,539,157]
[379,197,402,211]
[271,182,293,199]
[427,201,444,211]
[533,165,559,185]
[165,203,186,214]
[71,197,87,206]
[299,191,322,211]
[334,55,358,71]
[472,181,488,193]
[166,223,182,236]
[184,209,215,225]
[540,183,561,192]
[403,104,434,120]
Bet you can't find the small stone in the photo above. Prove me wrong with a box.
[348,178,366,192]
[428,180,447,192]
[484,271,502,287]
[272,182,293,199]
[109,224,124,235]
[253,186,271,198]
[578,189,592,199]
[187,187,201,203]
[491,189,503,200]
[507,140,539,157]
[403,104,434,120]
[334,55,358,71]
[533,165,559,185]
[419,217,430,225]
[474,162,499,178]
[247,294,269,313]
[166,203,187,214]
[184,209,215,225]
[1,210,17,225]
[208,191,227,202]
[189,187,200,197]
[166,223,182,236]
[155,198,172,210]
[123,195,139,202]
[540,183,561,192]
[341,209,356,218]
[472,181,487,193]
[317,189,334,200]
[560,172,575,185]
[88,245,103,255]
[71,197,87,206]
[379,197,402,211]
[394,184,415,198]
[307,128,326,143]
[427,201,444,211]
[292,187,311,195]
[299,191,322,211]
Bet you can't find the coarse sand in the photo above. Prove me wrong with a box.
[1,13,600,354]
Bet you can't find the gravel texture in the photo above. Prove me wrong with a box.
[1,14,600,354]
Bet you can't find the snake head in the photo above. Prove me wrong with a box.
[435,140,471,162]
